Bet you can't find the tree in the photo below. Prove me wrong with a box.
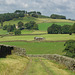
[47,24,61,34]
[18,21,24,29]
[37,12,41,15]
[61,25,71,34]
[3,25,8,30]
[50,14,66,19]
[63,40,75,58]
[31,14,38,18]
[70,23,75,33]
[25,21,38,30]
[7,24,16,32]
[14,29,21,35]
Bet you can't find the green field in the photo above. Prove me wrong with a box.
[0,34,75,41]
[0,42,65,54]
[38,22,73,31]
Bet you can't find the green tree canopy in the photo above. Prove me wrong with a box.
[61,25,71,34]
[14,29,21,35]
[63,40,75,58]
[70,23,75,33]
[18,21,24,29]
[50,14,66,19]
[47,24,61,34]
[25,21,38,30]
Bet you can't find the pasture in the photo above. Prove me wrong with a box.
[0,42,65,54]
[0,17,74,26]
[38,22,73,31]
[0,34,75,41]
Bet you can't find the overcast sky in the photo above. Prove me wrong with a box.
[0,0,75,19]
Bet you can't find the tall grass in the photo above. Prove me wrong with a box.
[0,55,29,75]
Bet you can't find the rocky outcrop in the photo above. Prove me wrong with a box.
[0,44,26,57]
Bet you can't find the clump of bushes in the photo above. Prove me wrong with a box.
[63,40,75,58]
[47,23,74,34]
[14,29,21,35]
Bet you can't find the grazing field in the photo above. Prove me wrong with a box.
[0,55,29,75]
[0,34,75,41]
[21,30,47,34]
[0,42,65,54]
[0,17,74,26]
[38,22,73,31]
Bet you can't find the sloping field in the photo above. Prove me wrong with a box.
[38,22,73,31]
[0,17,74,26]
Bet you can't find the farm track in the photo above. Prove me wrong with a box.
[22,57,53,75]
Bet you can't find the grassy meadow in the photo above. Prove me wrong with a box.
[0,55,29,75]
[0,17,75,75]
[0,16,74,26]
[0,42,65,54]
[0,56,74,75]
[0,34,75,41]
[38,22,73,31]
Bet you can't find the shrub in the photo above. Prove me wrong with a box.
[63,40,75,58]
[3,25,8,30]
[25,21,38,30]
[14,29,21,35]
[47,24,61,34]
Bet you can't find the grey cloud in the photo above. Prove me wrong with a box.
[0,0,75,19]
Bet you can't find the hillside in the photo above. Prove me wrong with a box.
[0,17,74,26]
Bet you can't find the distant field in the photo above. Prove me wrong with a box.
[0,34,75,41]
[0,42,65,54]
[38,22,73,31]
[0,17,74,26]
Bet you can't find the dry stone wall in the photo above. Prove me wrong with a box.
[27,54,75,71]
[0,44,26,57]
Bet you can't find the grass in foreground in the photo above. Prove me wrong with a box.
[0,42,65,55]
[23,57,75,75]
[0,55,29,75]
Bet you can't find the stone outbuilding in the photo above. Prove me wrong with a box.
[34,37,45,41]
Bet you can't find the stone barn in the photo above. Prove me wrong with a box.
[34,37,45,41]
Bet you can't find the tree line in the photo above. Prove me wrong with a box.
[0,10,42,27]
[3,21,38,35]
[63,40,75,58]
[47,23,75,34]
[50,14,66,19]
